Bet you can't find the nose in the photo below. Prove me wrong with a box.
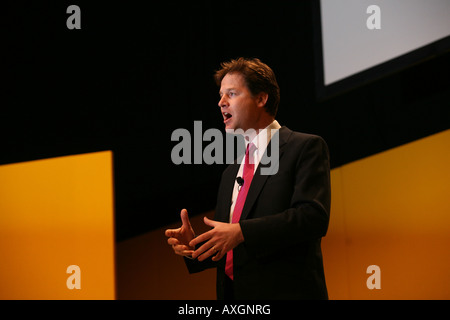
[218,95,228,108]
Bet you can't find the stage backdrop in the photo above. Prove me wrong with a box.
[117,129,450,300]
[1,132,448,299]
[0,151,116,299]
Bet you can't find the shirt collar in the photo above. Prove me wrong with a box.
[245,120,281,150]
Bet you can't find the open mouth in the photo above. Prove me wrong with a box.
[223,112,232,123]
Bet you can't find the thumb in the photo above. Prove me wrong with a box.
[203,216,217,227]
[180,209,191,229]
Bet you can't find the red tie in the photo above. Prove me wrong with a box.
[225,143,256,280]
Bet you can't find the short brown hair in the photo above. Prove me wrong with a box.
[214,57,280,117]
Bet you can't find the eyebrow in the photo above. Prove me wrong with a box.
[219,87,237,95]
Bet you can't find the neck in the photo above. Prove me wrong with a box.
[255,116,275,134]
[243,118,276,142]
[246,110,274,131]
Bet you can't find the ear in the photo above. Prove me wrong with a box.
[256,92,269,109]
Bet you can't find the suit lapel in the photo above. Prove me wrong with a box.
[215,163,240,222]
[239,127,291,221]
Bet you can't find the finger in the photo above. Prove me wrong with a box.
[210,245,224,261]
[211,243,227,261]
[182,250,194,257]
[167,237,180,246]
[198,244,222,262]
[212,250,224,262]
[191,241,210,259]
[165,228,180,238]
[189,229,214,247]
[192,240,216,260]
[174,245,194,256]
[172,244,185,253]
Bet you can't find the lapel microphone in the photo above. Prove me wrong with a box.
[236,176,244,191]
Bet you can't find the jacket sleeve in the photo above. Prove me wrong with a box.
[239,135,331,260]
[183,246,219,274]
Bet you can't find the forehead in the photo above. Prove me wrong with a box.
[220,72,247,91]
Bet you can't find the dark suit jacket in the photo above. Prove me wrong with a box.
[185,126,331,299]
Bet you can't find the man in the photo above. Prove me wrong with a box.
[165,57,331,299]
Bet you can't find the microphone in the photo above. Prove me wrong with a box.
[236,177,244,190]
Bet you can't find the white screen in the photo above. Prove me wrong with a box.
[320,0,450,85]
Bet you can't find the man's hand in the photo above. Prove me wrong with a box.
[165,209,195,257]
[189,217,244,262]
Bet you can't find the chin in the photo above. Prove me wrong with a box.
[224,122,235,131]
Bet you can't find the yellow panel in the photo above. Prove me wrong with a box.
[0,151,116,299]
[323,130,450,299]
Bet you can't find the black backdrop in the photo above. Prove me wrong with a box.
[4,1,450,241]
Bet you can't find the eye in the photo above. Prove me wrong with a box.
[229,91,236,97]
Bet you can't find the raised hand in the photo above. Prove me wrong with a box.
[165,209,195,257]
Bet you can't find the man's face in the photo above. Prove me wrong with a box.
[218,72,263,132]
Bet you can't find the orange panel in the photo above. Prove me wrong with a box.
[0,151,116,299]
[322,168,350,299]
[323,130,450,299]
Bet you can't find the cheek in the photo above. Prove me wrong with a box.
[231,100,249,119]
[237,104,254,121]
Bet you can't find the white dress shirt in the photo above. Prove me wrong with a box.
[229,120,281,222]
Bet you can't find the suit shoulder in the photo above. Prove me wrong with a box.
[282,127,327,147]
